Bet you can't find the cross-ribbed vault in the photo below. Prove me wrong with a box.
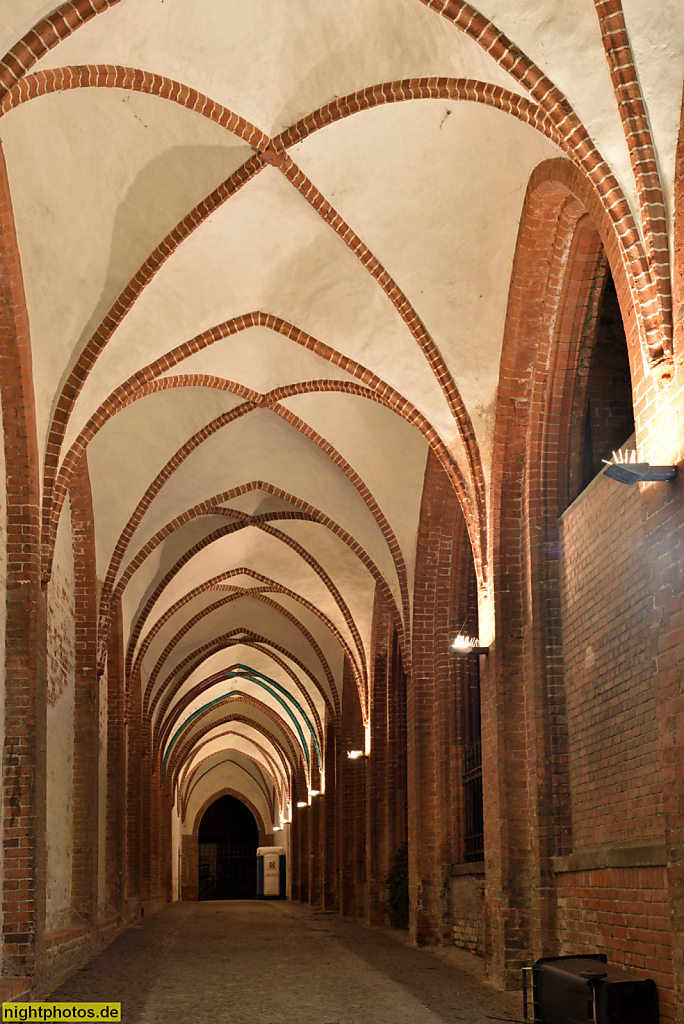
[1,0,682,918]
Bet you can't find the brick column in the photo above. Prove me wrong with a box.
[0,139,47,981]
[125,677,143,918]
[295,774,309,904]
[409,451,467,945]
[338,657,365,918]
[308,762,322,906]
[289,782,302,901]
[69,458,99,925]
[321,722,337,909]
[366,589,391,927]
[105,602,126,914]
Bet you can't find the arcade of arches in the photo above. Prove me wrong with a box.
[1,0,684,1018]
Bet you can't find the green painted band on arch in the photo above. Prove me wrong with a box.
[161,665,321,778]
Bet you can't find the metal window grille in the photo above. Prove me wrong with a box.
[463,739,483,861]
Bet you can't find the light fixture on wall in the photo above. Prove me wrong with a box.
[602,448,677,485]
[309,789,320,797]
[273,825,282,832]
[296,801,308,808]
[450,634,489,656]
[346,749,367,760]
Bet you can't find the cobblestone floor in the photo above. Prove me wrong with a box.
[48,901,526,1024]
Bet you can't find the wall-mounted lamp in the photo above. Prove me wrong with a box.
[273,825,282,832]
[346,749,367,760]
[309,789,320,797]
[450,634,489,656]
[603,449,677,485]
[296,801,308,808]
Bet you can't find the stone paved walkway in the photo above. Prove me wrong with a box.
[48,901,525,1024]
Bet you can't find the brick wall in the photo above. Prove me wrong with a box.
[365,589,407,928]
[98,665,108,913]
[559,471,663,846]
[557,469,675,1017]
[557,866,671,971]
[0,391,6,947]
[556,867,672,1017]
[449,873,485,955]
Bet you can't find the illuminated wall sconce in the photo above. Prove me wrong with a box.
[450,634,489,656]
[296,801,308,808]
[308,789,320,797]
[603,449,677,485]
[273,825,283,832]
[346,749,367,760]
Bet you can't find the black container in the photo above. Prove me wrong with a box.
[526,954,658,1024]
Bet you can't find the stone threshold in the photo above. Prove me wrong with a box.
[97,916,121,932]
[0,978,32,1002]
[552,841,666,874]
[44,926,89,950]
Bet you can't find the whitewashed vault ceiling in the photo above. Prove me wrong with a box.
[2,0,682,827]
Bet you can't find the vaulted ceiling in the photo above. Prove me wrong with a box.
[2,0,682,830]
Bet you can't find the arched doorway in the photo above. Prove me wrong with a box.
[198,795,259,900]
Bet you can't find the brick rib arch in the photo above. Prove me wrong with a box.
[54,354,468,592]
[147,633,333,765]
[184,755,277,824]
[32,92,481,581]
[517,160,647,390]
[79,386,408,638]
[130,558,363,717]
[101,409,405,682]
[132,587,340,720]
[133,520,367,691]
[175,716,304,802]
[277,78,551,150]
[418,0,671,367]
[179,728,295,814]
[39,154,266,555]
[136,609,336,718]
[592,0,670,341]
[150,631,327,742]
[133,582,338,715]
[251,522,367,671]
[276,155,487,568]
[8,57,664,392]
[155,661,325,772]
[0,1,121,99]
[1,65,270,149]
[121,487,405,683]
[149,619,328,752]
[167,696,306,790]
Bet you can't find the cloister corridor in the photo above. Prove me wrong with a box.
[47,901,523,1024]
[1,1,684,1022]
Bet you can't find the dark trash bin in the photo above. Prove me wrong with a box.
[522,954,658,1024]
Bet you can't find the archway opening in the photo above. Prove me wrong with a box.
[576,268,635,496]
[198,795,259,900]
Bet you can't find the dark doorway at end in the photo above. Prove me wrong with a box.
[198,794,259,900]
